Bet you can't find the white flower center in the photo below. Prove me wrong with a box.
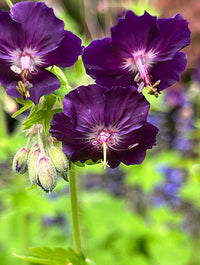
[9,48,43,98]
[89,128,139,168]
[122,49,160,97]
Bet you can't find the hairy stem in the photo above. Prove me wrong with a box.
[37,127,46,156]
[69,163,82,253]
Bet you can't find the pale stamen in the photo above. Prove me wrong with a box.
[16,80,33,98]
[109,142,139,151]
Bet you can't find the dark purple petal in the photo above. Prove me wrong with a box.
[0,10,23,60]
[0,62,17,85]
[82,10,190,94]
[42,31,83,68]
[96,75,135,88]
[107,122,158,168]
[11,2,65,54]
[153,14,191,61]
[63,84,106,132]
[50,113,88,155]
[104,86,149,133]
[6,69,61,104]
[50,84,158,168]
[82,38,129,80]
[70,146,101,164]
[111,11,160,57]
[151,52,187,92]
[50,113,101,163]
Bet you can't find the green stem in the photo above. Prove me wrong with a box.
[25,126,35,150]
[37,127,46,156]
[187,228,200,265]
[0,97,8,138]
[5,0,13,8]
[23,213,30,265]
[69,163,82,254]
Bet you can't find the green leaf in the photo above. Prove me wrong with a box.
[12,99,34,118]
[44,95,57,110]
[14,247,87,265]
[51,108,63,115]
[49,66,71,97]
[23,110,46,129]
[43,111,53,135]
[25,184,37,191]
[74,161,85,167]
[85,159,101,166]
[13,254,55,265]
[74,159,101,168]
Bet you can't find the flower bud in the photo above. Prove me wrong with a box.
[37,156,57,192]
[49,146,69,173]
[28,148,41,184]
[12,147,29,174]
[29,142,39,155]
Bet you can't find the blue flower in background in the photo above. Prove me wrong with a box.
[153,166,186,207]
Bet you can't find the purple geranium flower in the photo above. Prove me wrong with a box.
[82,11,190,97]
[50,85,158,168]
[0,1,83,104]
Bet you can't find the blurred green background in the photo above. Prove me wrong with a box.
[1,0,200,264]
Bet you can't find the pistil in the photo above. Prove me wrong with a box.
[102,141,109,169]
[90,128,140,168]
[10,54,34,98]
[134,54,160,97]
[20,54,32,71]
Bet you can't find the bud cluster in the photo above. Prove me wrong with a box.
[12,125,69,192]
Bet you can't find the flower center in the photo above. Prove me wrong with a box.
[20,54,32,72]
[133,54,160,97]
[10,52,38,99]
[91,130,117,149]
[90,129,139,168]
[90,129,117,168]
[134,54,151,86]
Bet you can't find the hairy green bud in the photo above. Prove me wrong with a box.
[49,146,69,173]
[28,148,41,184]
[37,156,57,192]
[12,147,29,174]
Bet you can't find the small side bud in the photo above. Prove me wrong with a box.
[49,146,69,173]
[28,148,41,184]
[12,147,29,174]
[37,156,57,192]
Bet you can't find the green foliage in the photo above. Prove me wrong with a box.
[129,0,159,16]
[74,159,101,168]
[12,98,34,118]
[49,66,71,98]
[14,247,87,265]
[22,96,62,135]
[180,168,200,210]
[0,125,26,161]
[80,191,193,265]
